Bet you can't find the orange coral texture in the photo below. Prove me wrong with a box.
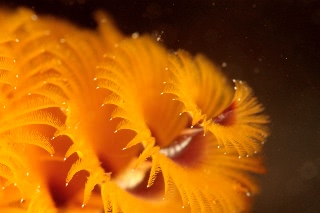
[0,7,269,213]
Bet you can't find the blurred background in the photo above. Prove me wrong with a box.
[1,0,320,212]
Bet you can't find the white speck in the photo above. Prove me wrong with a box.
[160,92,164,95]
[65,182,69,187]
[20,198,24,203]
[114,130,118,133]
[234,86,237,90]
[28,93,32,96]
[63,157,67,161]
[31,14,38,21]
[59,38,65,43]
[26,172,29,176]
[15,38,19,42]
[222,62,227,67]
[246,191,251,197]
[82,204,85,208]
[131,32,140,39]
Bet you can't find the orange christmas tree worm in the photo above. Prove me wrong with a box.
[0,7,269,213]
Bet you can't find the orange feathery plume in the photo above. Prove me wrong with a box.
[0,7,269,213]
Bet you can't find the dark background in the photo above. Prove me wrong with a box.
[1,0,320,212]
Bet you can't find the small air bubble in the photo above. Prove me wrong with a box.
[31,14,38,21]
[222,62,227,68]
[131,32,140,39]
